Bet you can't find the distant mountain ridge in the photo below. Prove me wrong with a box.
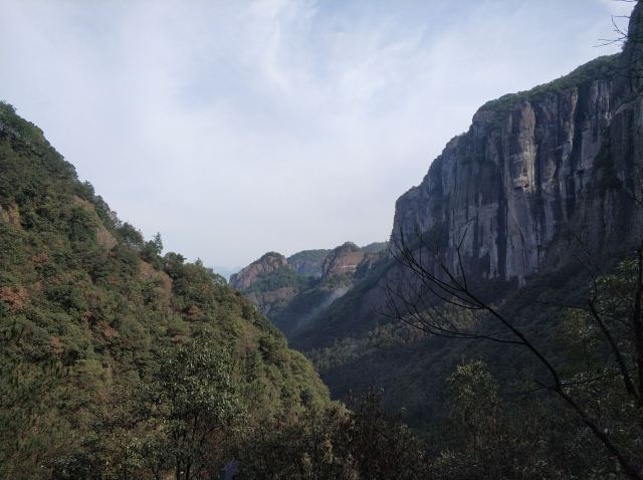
[230,241,388,335]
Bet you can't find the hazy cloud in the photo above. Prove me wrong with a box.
[0,0,632,271]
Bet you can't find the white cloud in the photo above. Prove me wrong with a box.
[0,0,633,270]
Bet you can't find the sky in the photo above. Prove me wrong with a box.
[0,0,635,274]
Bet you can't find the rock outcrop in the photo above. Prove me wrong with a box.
[321,242,366,281]
[229,252,289,291]
[231,242,387,331]
[229,252,300,315]
[392,0,643,288]
[392,55,624,286]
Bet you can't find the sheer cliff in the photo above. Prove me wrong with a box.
[392,56,616,285]
[392,5,643,286]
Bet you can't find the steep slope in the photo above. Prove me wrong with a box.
[0,103,329,478]
[393,54,616,285]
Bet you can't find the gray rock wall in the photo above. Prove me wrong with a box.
[392,69,616,284]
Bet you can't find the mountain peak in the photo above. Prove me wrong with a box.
[321,242,366,280]
[229,251,289,291]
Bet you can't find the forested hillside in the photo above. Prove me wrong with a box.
[0,103,432,479]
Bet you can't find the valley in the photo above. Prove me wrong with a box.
[3,2,643,479]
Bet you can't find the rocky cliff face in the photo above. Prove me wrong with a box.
[229,252,300,315]
[574,3,643,258]
[321,242,366,281]
[392,0,643,286]
[392,55,621,285]
[230,242,387,334]
[287,249,331,278]
[229,252,289,290]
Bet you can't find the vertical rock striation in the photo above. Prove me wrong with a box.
[392,56,622,285]
[392,4,643,287]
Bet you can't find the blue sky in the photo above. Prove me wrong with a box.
[0,0,634,273]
